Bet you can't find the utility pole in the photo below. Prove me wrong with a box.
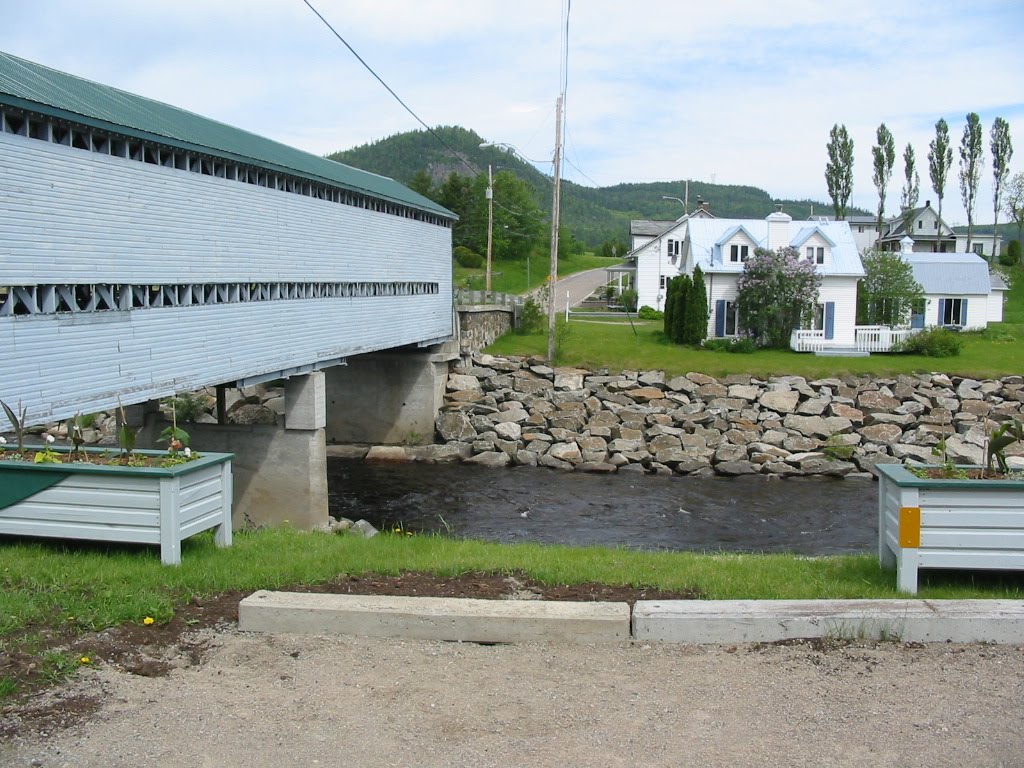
[547,95,563,362]
[485,164,493,293]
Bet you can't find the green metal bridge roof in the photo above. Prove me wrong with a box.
[0,51,454,220]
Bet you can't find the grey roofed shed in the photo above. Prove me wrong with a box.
[904,252,993,295]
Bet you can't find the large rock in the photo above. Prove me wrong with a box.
[548,442,583,464]
[464,451,511,468]
[759,391,800,414]
[714,460,758,475]
[857,391,901,413]
[436,412,477,441]
[494,421,522,441]
[447,374,482,392]
[782,414,853,439]
[859,423,905,445]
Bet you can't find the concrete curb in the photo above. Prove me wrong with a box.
[633,599,1024,645]
[238,592,1024,646]
[239,591,631,644]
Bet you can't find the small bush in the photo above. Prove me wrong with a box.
[454,246,483,269]
[516,299,545,334]
[1000,240,1021,266]
[728,337,757,354]
[637,305,664,320]
[893,327,963,357]
[702,337,756,354]
[619,289,638,313]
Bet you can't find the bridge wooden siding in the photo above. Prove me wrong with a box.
[0,56,455,427]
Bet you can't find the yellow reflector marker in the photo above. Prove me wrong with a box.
[899,507,921,548]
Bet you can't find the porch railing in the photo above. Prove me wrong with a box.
[790,326,920,353]
[854,325,917,352]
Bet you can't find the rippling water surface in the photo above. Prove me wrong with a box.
[327,459,878,555]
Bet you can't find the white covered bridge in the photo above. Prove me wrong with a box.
[0,51,458,528]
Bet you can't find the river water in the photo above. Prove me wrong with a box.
[327,459,878,555]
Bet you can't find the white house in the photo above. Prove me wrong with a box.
[686,212,864,346]
[630,202,715,311]
[634,210,864,347]
[877,201,1001,257]
[899,238,1007,329]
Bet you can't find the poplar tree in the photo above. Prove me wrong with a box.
[872,123,896,240]
[672,274,692,344]
[899,143,920,233]
[990,117,1013,260]
[663,277,677,337]
[928,119,953,252]
[683,266,708,346]
[959,113,984,256]
[825,124,854,220]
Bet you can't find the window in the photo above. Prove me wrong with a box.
[942,298,965,326]
[972,243,984,255]
[805,246,824,264]
[802,303,826,331]
[917,220,923,230]
[667,239,680,262]
[723,300,741,336]
[729,244,748,262]
[659,275,668,290]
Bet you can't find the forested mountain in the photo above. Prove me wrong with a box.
[328,126,866,250]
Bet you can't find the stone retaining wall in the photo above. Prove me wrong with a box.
[427,354,1024,477]
[456,307,515,354]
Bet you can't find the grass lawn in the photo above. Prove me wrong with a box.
[455,252,620,295]
[489,264,1024,378]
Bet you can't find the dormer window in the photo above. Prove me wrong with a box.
[918,220,923,230]
[806,246,824,264]
[730,244,748,262]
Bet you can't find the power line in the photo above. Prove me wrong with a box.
[300,0,479,179]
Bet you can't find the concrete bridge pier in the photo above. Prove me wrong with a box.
[130,373,330,531]
[324,344,459,446]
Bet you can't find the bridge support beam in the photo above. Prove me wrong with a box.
[143,372,330,530]
[324,345,458,445]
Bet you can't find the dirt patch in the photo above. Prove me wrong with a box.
[0,571,699,739]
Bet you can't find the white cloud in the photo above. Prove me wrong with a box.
[2,0,1021,226]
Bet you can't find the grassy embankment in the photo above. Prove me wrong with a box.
[489,264,1024,379]
[454,252,616,295]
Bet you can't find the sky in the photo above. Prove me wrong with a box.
[3,0,1023,226]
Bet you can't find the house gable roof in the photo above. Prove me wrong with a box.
[687,218,864,276]
[0,51,454,220]
[905,252,994,295]
[790,226,837,249]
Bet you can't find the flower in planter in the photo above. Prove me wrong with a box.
[34,433,62,464]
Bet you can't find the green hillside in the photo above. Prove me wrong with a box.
[328,126,865,248]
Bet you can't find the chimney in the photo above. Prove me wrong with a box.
[700,199,709,213]
[766,208,792,250]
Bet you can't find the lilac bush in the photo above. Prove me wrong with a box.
[735,247,821,348]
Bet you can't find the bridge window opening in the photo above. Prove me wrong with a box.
[143,146,158,165]
[91,134,109,155]
[2,111,26,135]
[28,119,49,141]
[110,136,127,156]
[71,129,89,150]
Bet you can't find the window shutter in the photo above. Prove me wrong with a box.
[960,298,968,326]
[715,300,726,337]
[938,299,947,325]
[824,302,835,340]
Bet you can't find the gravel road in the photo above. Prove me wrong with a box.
[3,627,1022,767]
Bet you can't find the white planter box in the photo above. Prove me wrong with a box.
[0,447,233,565]
[876,464,1024,594]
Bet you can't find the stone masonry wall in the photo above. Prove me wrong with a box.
[428,354,1024,477]
[456,307,515,354]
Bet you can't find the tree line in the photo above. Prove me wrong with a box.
[825,114,1017,258]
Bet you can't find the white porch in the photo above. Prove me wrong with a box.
[790,326,919,354]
